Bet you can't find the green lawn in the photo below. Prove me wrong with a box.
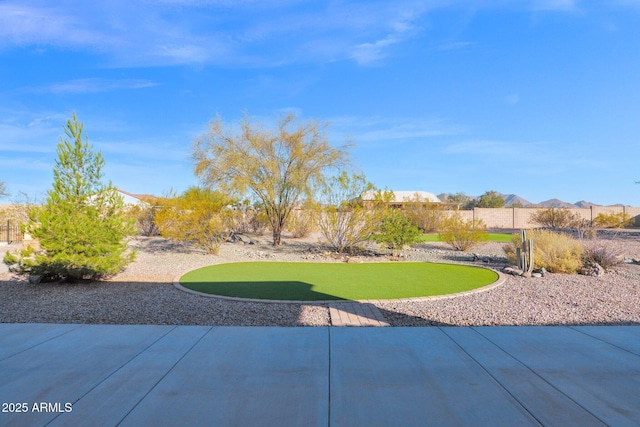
[417,233,513,243]
[180,262,499,301]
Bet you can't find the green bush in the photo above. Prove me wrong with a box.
[439,214,489,251]
[372,209,422,251]
[505,229,583,274]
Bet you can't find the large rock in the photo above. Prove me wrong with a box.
[578,262,605,277]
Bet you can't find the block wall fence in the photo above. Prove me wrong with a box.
[445,206,640,229]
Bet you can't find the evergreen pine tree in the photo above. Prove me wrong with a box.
[4,113,135,281]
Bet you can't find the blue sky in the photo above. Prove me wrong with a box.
[1,0,639,205]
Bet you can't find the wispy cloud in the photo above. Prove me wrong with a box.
[25,78,158,94]
[0,113,64,153]
[436,41,474,51]
[0,1,619,69]
[0,0,435,67]
[504,93,520,105]
[330,116,462,144]
[444,140,544,157]
[0,3,111,49]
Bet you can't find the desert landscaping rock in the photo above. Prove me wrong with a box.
[1,231,639,327]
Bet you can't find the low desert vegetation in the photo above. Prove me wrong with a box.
[315,172,382,253]
[438,214,489,251]
[153,187,235,255]
[593,212,634,228]
[402,195,444,233]
[372,208,422,252]
[505,229,584,274]
[530,207,581,230]
[285,204,317,238]
[128,204,160,237]
[581,243,623,271]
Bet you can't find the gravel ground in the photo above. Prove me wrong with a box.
[1,230,639,326]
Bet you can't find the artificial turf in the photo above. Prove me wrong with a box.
[180,262,499,301]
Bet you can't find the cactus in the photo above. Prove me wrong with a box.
[515,229,534,277]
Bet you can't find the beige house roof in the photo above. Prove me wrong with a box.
[116,189,157,206]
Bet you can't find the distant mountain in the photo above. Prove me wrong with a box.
[574,200,600,208]
[435,192,619,208]
[501,194,533,207]
[536,199,578,209]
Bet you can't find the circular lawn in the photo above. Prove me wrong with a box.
[179,262,500,301]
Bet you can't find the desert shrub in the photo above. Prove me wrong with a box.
[581,243,622,270]
[0,204,31,226]
[249,209,269,235]
[316,172,381,253]
[372,209,422,251]
[593,212,633,229]
[439,214,489,251]
[573,218,597,240]
[286,209,316,238]
[154,187,235,255]
[127,205,160,236]
[402,196,444,233]
[530,207,580,229]
[505,229,583,274]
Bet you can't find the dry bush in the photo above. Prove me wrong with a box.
[402,195,444,233]
[249,210,270,235]
[573,218,597,240]
[581,243,623,270]
[593,212,634,229]
[154,188,234,255]
[286,209,316,238]
[0,204,31,226]
[530,207,580,229]
[316,172,381,253]
[126,205,160,236]
[439,214,489,251]
[505,229,583,274]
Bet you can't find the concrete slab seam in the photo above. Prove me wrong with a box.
[0,323,85,363]
[47,325,181,425]
[469,326,608,425]
[116,326,214,425]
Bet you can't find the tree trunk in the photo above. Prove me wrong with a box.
[272,228,281,246]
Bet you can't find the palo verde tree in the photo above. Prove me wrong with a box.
[192,113,349,246]
[4,113,135,281]
[154,187,236,255]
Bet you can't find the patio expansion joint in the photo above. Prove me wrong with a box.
[467,326,608,426]
[114,326,214,425]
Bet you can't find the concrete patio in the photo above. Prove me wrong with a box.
[1,324,639,426]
